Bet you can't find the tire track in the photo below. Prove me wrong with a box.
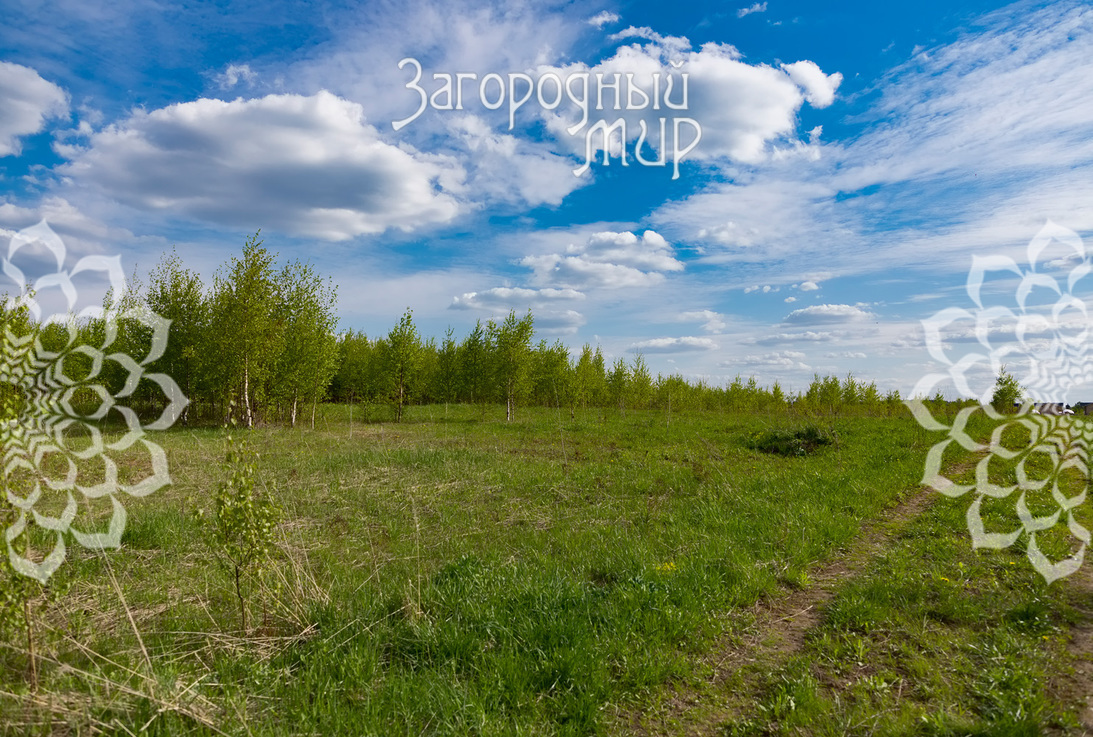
[610,460,971,736]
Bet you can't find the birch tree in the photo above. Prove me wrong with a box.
[145,249,207,421]
[208,233,282,428]
[489,310,534,421]
[271,260,339,427]
[379,309,421,422]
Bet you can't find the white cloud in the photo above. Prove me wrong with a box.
[0,62,68,157]
[446,116,586,207]
[720,350,810,370]
[0,196,136,254]
[784,296,796,303]
[534,309,587,335]
[539,38,839,164]
[216,63,257,90]
[750,330,839,345]
[798,280,820,291]
[608,27,693,57]
[678,309,726,332]
[698,221,760,247]
[653,2,1093,281]
[450,286,584,310]
[660,176,844,267]
[521,229,682,290]
[282,1,580,133]
[0,197,156,318]
[629,336,717,353]
[587,11,620,28]
[737,3,768,18]
[60,91,463,240]
[780,61,842,109]
[783,304,874,325]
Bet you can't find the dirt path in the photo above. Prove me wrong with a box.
[1057,562,1093,734]
[610,481,942,735]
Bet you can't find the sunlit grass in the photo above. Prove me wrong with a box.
[2,404,1088,735]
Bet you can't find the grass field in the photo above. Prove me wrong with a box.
[2,403,1091,735]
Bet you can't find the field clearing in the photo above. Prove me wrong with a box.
[2,404,1091,735]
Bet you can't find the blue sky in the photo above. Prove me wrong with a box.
[2,0,1092,398]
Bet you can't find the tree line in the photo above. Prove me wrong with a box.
[0,234,908,427]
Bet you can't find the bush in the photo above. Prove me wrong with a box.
[746,426,833,457]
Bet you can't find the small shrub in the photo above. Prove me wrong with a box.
[746,426,833,457]
[204,432,280,632]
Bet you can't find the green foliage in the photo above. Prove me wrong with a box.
[271,260,339,426]
[457,320,490,406]
[607,357,629,413]
[746,425,833,457]
[628,353,653,410]
[208,233,284,427]
[435,327,459,406]
[379,308,423,422]
[488,310,535,421]
[329,329,376,403]
[0,500,36,643]
[531,339,574,409]
[991,365,1024,413]
[208,431,280,632]
[145,248,208,420]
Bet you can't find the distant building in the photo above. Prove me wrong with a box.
[1030,402,1075,415]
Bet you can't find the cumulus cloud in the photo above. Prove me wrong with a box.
[678,309,726,332]
[522,230,683,290]
[629,336,717,353]
[780,61,842,109]
[587,11,620,28]
[0,62,68,157]
[783,304,874,325]
[538,37,840,164]
[60,91,463,240]
[737,2,768,18]
[798,280,820,291]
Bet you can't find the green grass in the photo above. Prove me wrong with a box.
[711,411,1092,735]
[1,404,1088,735]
